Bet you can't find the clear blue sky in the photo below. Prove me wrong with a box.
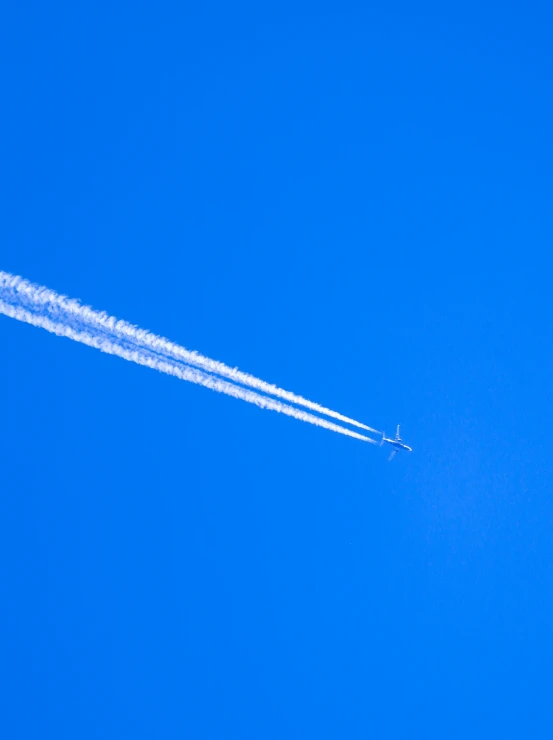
[1,2,552,737]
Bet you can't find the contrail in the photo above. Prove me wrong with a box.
[0,299,377,444]
[0,271,378,433]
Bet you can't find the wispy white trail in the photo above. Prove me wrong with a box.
[0,299,376,444]
[0,271,378,433]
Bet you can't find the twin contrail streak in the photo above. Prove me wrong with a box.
[0,295,376,445]
[0,271,378,434]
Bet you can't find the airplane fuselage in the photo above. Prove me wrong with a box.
[382,437,412,452]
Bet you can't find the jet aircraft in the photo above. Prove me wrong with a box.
[381,425,412,461]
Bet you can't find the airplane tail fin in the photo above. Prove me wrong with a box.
[380,433,385,446]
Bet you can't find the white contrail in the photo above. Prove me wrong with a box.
[0,271,378,433]
[0,299,376,444]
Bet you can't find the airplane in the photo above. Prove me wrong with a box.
[380,425,412,461]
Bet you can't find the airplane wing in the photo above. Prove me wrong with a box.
[388,450,397,462]
[395,425,401,440]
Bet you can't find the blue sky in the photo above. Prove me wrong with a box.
[1,2,552,737]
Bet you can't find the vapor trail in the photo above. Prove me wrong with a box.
[0,271,378,433]
[0,299,376,444]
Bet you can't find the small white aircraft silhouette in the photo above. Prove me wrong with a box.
[381,425,412,461]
